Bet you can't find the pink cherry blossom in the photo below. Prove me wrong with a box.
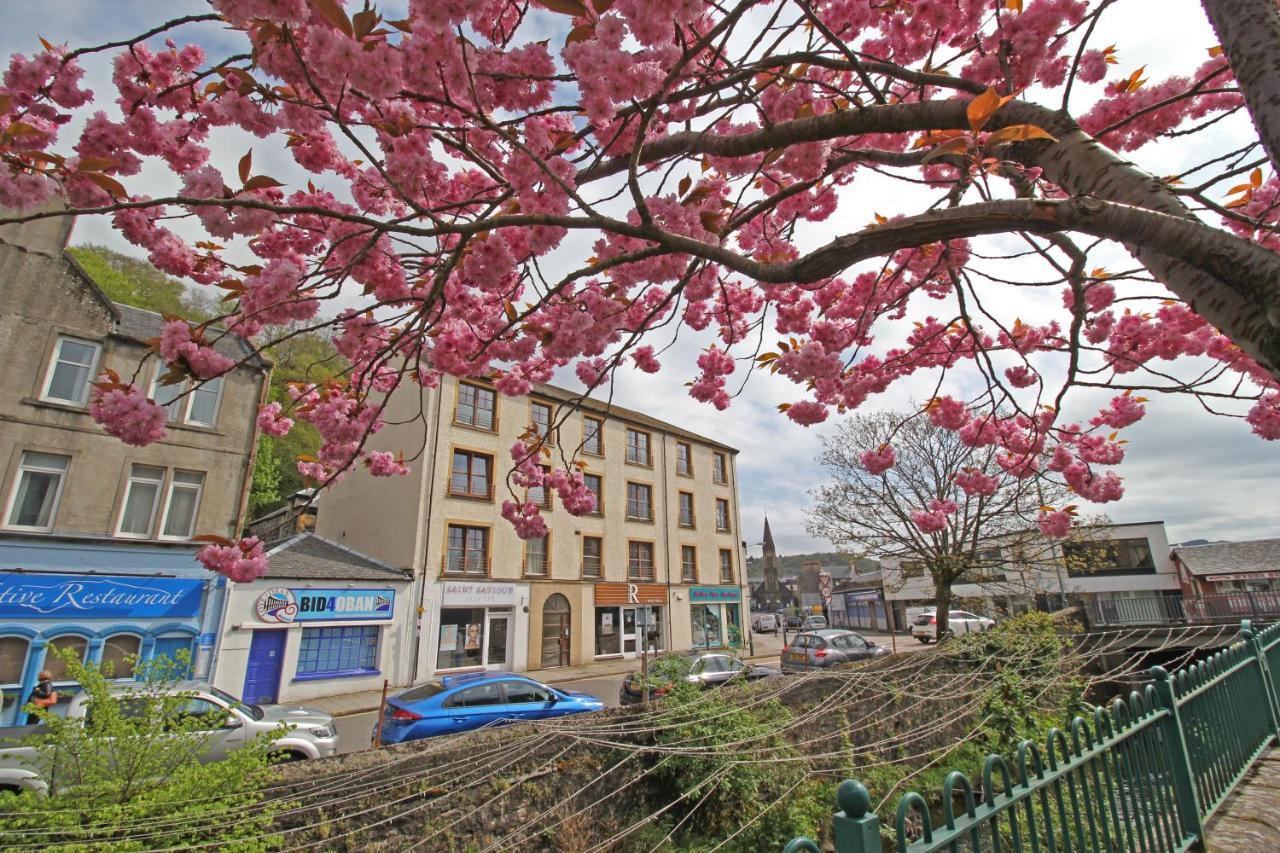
[501,499,548,540]
[953,468,1000,497]
[1038,510,1072,539]
[860,445,896,476]
[256,402,294,436]
[365,451,410,477]
[89,377,167,447]
[1246,392,1280,440]
[197,536,268,583]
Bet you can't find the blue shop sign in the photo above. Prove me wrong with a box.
[255,587,395,623]
[0,571,204,619]
[689,586,741,603]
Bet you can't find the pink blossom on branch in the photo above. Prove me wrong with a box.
[256,402,294,436]
[197,536,268,583]
[860,445,896,476]
[89,375,167,447]
[1037,510,1073,540]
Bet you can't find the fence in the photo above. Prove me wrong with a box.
[785,619,1280,853]
[1090,592,1280,627]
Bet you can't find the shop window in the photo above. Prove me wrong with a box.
[0,637,28,685]
[44,635,88,682]
[719,549,734,584]
[42,337,101,406]
[524,534,549,576]
[628,541,655,581]
[583,474,602,515]
[446,524,489,574]
[626,482,652,521]
[530,401,554,445]
[296,626,379,677]
[626,428,650,466]
[676,442,693,476]
[100,634,141,679]
[712,452,728,484]
[582,536,603,578]
[6,451,70,532]
[715,499,731,532]
[449,450,493,499]
[455,382,497,430]
[595,608,621,656]
[583,416,603,456]
[681,546,697,583]
[160,471,204,540]
[117,464,165,538]
[437,608,486,670]
[153,635,194,679]
[678,492,695,528]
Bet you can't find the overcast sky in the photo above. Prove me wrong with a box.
[4,1,1277,555]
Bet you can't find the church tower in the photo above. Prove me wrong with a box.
[762,516,780,603]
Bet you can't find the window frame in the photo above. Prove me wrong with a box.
[40,335,102,407]
[448,448,495,501]
[625,427,652,467]
[453,381,498,432]
[712,452,728,485]
[714,498,731,533]
[681,545,698,583]
[100,632,143,680]
[530,400,555,446]
[718,548,734,584]
[295,625,380,679]
[527,463,552,510]
[116,463,167,539]
[677,491,696,528]
[582,472,603,517]
[4,450,71,533]
[150,367,224,428]
[581,535,603,579]
[582,416,604,457]
[627,540,656,582]
[444,523,491,575]
[158,469,205,541]
[523,532,551,577]
[675,442,693,477]
[184,376,223,427]
[625,481,653,522]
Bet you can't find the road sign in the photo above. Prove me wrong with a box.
[819,571,833,605]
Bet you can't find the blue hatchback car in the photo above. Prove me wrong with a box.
[377,672,607,745]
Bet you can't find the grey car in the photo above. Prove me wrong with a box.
[781,629,890,672]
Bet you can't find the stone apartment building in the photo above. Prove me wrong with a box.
[318,374,746,682]
[0,211,269,722]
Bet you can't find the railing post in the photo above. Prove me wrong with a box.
[832,780,880,853]
[1241,620,1280,738]
[1151,666,1205,845]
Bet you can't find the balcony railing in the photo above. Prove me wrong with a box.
[441,552,490,575]
[1089,591,1280,626]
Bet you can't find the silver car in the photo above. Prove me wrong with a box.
[781,629,890,672]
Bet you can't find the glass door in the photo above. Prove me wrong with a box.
[622,608,638,658]
[484,612,509,669]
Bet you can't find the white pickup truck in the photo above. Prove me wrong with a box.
[0,681,338,794]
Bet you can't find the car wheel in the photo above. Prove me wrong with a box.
[917,636,931,644]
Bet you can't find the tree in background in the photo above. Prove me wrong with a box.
[248,434,281,516]
[68,244,215,319]
[3,1,1280,581]
[808,410,1088,641]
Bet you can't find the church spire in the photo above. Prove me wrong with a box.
[763,515,776,556]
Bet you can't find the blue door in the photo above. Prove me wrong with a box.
[243,630,286,704]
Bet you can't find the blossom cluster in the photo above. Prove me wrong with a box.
[197,536,269,583]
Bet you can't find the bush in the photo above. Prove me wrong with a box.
[0,650,290,851]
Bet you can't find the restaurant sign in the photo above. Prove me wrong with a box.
[689,586,741,603]
[0,572,203,620]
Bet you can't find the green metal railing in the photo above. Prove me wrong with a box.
[785,619,1280,853]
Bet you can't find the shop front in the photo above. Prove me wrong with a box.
[689,586,742,649]
[0,537,221,725]
[211,534,413,704]
[593,583,666,659]
[434,580,529,673]
[842,589,888,632]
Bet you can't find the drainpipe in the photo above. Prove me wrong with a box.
[728,451,749,655]
[409,380,445,683]
[658,432,674,653]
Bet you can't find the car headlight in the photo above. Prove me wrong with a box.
[309,725,334,739]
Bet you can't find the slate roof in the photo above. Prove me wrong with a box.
[1170,538,1280,577]
[111,302,270,370]
[264,534,410,582]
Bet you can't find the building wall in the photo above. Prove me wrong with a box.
[318,375,745,678]
[0,238,266,541]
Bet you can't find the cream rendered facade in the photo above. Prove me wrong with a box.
[317,375,746,682]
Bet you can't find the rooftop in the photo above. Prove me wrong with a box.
[531,382,738,454]
[264,534,411,582]
[112,302,269,370]
[1170,538,1280,577]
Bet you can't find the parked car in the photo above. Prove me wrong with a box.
[781,629,890,672]
[0,682,337,794]
[786,615,804,629]
[910,608,996,643]
[801,615,828,630]
[619,651,781,705]
[752,613,779,634]
[379,673,605,745]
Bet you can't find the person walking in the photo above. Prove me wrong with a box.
[27,670,57,725]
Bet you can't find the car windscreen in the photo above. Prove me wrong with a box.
[397,680,448,703]
[208,685,264,720]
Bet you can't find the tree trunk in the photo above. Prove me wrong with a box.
[1202,0,1280,174]
[933,579,953,644]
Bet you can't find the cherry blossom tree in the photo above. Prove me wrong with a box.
[808,409,1088,641]
[1,0,1279,581]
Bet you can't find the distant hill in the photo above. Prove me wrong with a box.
[746,551,852,578]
